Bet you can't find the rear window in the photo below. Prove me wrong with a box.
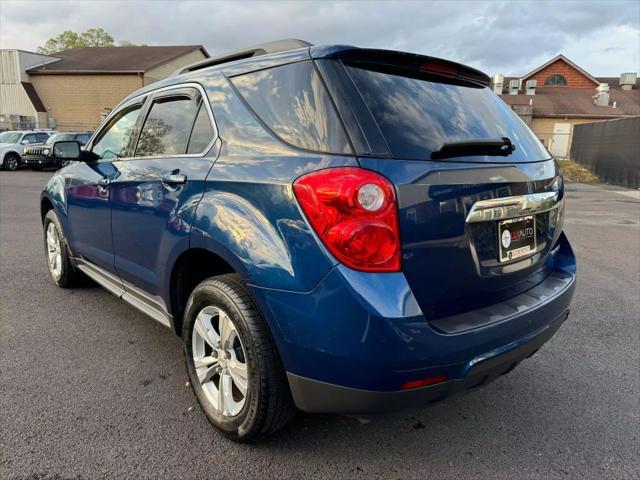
[231,61,352,155]
[345,64,549,162]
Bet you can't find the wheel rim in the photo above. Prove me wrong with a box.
[46,222,62,280]
[192,306,248,417]
[7,156,18,170]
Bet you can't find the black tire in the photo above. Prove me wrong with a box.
[43,210,82,287]
[3,153,20,171]
[183,274,295,442]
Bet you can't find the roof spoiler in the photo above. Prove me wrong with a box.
[175,39,313,75]
[314,47,491,87]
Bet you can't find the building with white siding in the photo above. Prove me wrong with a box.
[0,49,59,130]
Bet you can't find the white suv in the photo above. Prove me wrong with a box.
[0,130,53,171]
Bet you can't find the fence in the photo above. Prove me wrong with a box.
[570,116,640,189]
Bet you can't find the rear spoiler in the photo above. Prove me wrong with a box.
[311,46,490,87]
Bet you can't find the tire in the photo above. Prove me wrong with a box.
[43,210,82,287]
[183,274,295,442]
[3,153,20,171]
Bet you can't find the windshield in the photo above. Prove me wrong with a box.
[45,133,75,145]
[344,63,550,162]
[0,132,22,144]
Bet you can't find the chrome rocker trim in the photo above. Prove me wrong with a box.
[74,258,173,328]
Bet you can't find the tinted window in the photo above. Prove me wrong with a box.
[231,61,351,154]
[76,134,91,145]
[36,133,49,143]
[0,132,21,143]
[345,64,550,162]
[186,103,214,154]
[23,134,38,144]
[46,133,75,144]
[92,106,141,160]
[136,95,198,157]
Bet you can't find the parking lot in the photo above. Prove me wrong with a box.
[0,171,638,479]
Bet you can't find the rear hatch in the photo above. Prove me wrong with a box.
[314,48,564,321]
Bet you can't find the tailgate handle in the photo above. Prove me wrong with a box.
[466,191,560,223]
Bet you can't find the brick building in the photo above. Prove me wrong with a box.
[492,54,639,157]
[1,46,209,131]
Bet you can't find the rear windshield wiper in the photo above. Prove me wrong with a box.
[431,137,516,160]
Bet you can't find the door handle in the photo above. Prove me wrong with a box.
[162,171,187,186]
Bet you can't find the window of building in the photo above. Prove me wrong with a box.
[92,106,142,160]
[136,95,199,157]
[544,74,567,86]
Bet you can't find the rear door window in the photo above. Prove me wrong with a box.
[344,63,549,162]
[135,93,199,157]
[186,102,215,154]
[231,61,352,155]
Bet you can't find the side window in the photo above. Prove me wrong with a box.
[23,134,38,144]
[135,94,199,157]
[76,134,91,145]
[230,61,352,154]
[92,106,142,160]
[186,102,214,154]
[36,133,49,143]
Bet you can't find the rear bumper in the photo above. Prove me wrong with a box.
[250,232,576,413]
[288,308,569,414]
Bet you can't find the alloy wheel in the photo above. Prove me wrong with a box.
[192,306,249,417]
[46,222,62,280]
[5,155,18,171]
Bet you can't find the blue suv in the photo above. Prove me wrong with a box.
[41,40,576,442]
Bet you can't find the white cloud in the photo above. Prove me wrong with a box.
[1,0,638,76]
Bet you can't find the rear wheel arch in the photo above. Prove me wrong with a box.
[169,248,237,335]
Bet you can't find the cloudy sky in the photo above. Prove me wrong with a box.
[1,0,638,76]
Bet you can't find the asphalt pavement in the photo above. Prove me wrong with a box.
[1,171,638,479]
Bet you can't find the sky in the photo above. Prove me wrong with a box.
[1,0,638,76]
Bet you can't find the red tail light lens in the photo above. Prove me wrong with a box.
[293,167,401,272]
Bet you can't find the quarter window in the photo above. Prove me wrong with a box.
[135,94,199,157]
[231,61,352,154]
[186,103,214,154]
[544,75,567,86]
[92,106,142,160]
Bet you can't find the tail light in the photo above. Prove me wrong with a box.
[293,167,400,272]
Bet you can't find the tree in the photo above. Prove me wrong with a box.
[37,28,116,54]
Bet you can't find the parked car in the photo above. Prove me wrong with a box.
[22,132,93,169]
[40,40,576,442]
[0,130,52,170]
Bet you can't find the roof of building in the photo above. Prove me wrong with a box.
[521,54,600,85]
[26,46,209,74]
[499,88,640,118]
[21,82,46,112]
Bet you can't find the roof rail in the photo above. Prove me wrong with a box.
[175,39,313,75]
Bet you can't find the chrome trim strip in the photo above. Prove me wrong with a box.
[87,81,219,161]
[74,258,173,329]
[466,191,560,223]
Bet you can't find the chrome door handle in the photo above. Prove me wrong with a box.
[162,171,187,186]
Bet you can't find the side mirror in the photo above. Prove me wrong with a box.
[53,141,82,161]
[21,139,30,145]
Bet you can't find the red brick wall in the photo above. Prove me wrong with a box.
[526,59,598,89]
